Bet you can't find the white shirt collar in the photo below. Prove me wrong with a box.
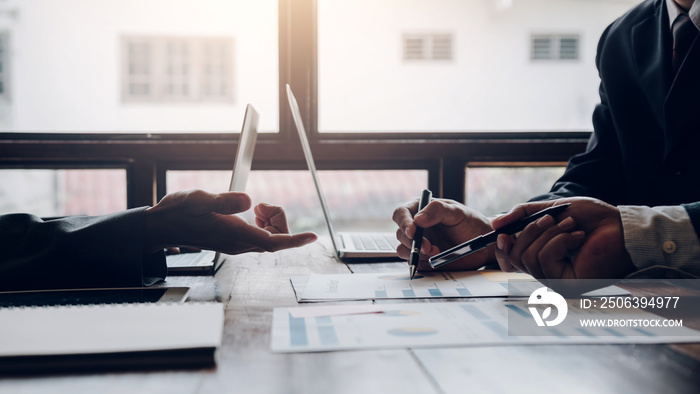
[667,0,700,30]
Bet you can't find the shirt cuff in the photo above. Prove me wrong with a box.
[619,205,700,278]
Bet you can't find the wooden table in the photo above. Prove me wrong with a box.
[2,239,700,394]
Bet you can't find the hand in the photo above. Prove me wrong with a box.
[393,197,495,270]
[165,246,202,255]
[492,197,635,280]
[144,190,317,255]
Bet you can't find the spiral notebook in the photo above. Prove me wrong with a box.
[0,302,224,374]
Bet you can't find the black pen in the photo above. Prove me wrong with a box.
[428,203,571,269]
[409,189,432,280]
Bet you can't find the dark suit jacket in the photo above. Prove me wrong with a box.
[532,0,700,232]
[0,207,166,291]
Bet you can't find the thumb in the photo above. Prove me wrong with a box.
[269,232,318,251]
[249,230,318,253]
[209,192,252,215]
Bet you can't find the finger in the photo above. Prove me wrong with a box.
[527,217,577,278]
[495,233,522,272]
[395,228,413,249]
[393,201,419,239]
[211,192,252,215]
[263,232,318,252]
[396,243,411,260]
[502,215,556,276]
[254,203,291,234]
[539,231,586,279]
[395,228,432,255]
[495,234,519,272]
[519,216,576,279]
[412,199,468,228]
[229,219,317,252]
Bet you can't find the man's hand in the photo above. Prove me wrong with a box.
[492,197,635,279]
[393,198,495,270]
[144,190,317,255]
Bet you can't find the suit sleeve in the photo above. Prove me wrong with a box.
[0,207,166,291]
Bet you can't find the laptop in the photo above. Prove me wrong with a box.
[285,84,399,260]
[166,104,259,275]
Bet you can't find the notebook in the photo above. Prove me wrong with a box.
[285,85,399,260]
[167,104,259,275]
[0,302,224,374]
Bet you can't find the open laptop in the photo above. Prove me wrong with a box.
[285,84,399,260]
[166,104,259,275]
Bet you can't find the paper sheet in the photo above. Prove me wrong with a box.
[288,304,384,318]
[294,271,628,302]
[297,270,516,302]
[271,300,700,353]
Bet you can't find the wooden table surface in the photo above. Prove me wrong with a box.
[1,239,699,394]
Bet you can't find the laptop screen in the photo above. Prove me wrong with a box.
[285,84,341,255]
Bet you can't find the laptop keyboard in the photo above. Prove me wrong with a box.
[351,234,398,251]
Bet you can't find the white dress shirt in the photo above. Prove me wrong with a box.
[667,0,700,30]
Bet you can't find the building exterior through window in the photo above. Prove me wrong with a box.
[531,34,580,61]
[403,33,453,61]
[122,36,233,103]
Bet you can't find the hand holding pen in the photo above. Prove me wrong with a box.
[408,189,432,279]
[392,197,495,271]
[428,203,571,269]
[492,198,635,280]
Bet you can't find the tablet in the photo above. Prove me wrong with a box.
[0,287,189,307]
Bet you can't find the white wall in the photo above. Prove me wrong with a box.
[318,0,642,132]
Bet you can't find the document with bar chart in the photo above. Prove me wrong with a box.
[296,270,531,302]
[271,301,700,353]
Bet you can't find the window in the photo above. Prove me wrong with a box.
[0,169,127,217]
[122,37,233,103]
[466,166,566,216]
[531,35,580,61]
[166,170,428,233]
[403,34,453,61]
